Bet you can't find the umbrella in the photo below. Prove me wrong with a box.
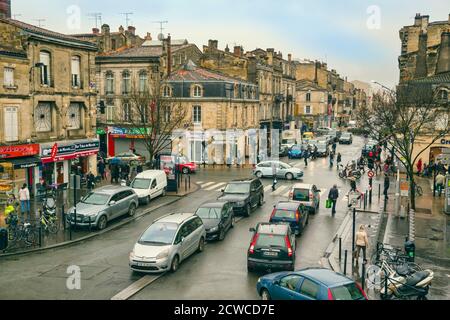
[110,157,121,165]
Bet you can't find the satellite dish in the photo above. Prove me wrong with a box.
[157,33,165,41]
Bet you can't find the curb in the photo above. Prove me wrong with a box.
[0,196,185,258]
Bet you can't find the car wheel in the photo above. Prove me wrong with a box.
[197,237,205,253]
[230,215,236,228]
[245,204,251,217]
[258,195,264,207]
[182,167,189,174]
[162,188,167,197]
[219,228,225,241]
[97,215,107,230]
[128,203,136,217]
[286,173,294,181]
[146,196,151,205]
[170,255,180,273]
[247,265,255,273]
[255,171,263,178]
[261,289,271,301]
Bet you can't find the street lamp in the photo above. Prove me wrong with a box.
[371,80,396,95]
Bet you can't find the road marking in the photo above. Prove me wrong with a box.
[111,274,163,300]
[205,182,226,191]
[196,181,204,184]
[200,182,215,188]
[264,185,273,193]
[272,185,290,196]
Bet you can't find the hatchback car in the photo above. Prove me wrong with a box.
[175,156,197,174]
[217,178,264,217]
[256,268,368,300]
[288,183,321,214]
[253,161,304,181]
[67,185,139,230]
[129,213,206,273]
[195,201,235,241]
[315,142,329,157]
[270,201,309,236]
[339,132,353,144]
[247,223,296,273]
[287,145,303,159]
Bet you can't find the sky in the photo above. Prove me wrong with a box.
[10,0,450,88]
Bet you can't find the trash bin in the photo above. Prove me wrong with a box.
[0,228,8,251]
[404,240,415,262]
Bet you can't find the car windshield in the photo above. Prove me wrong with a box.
[224,183,250,194]
[255,234,286,248]
[196,207,221,219]
[342,133,351,138]
[131,178,151,190]
[139,222,178,245]
[283,139,296,145]
[292,188,310,201]
[280,163,292,169]
[273,209,296,220]
[330,283,365,300]
[81,193,109,205]
[291,146,301,151]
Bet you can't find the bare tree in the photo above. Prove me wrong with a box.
[357,84,450,210]
[123,78,190,166]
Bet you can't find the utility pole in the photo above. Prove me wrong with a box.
[121,12,133,27]
[87,12,102,28]
[34,19,46,27]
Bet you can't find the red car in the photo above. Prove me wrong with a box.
[176,157,197,174]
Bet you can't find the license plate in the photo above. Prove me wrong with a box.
[136,262,152,267]
[263,252,278,257]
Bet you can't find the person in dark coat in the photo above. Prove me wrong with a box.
[87,171,95,191]
[328,185,339,216]
[111,164,120,184]
[98,160,106,180]
[304,149,309,167]
[383,174,390,200]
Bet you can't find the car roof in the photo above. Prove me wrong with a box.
[297,268,354,287]
[292,183,314,189]
[228,178,256,184]
[275,201,300,211]
[94,185,133,195]
[257,223,289,235]
[136,170,166,178]
[198,201,228,209]
[156,213,196,224]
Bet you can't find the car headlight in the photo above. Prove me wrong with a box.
[236,201,245,206]
[156,249,169,260]
[129,251,136,260]
[209,226,219,232]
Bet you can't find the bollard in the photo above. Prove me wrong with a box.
[344,250,348,275]
[352,208,356,253]
[188,175,191,189]
[185,177,188,192]
[38,226,42,247]
[62,205,66,231]
[362,260,366,291]
[378,184,381,201]
[339,237,342,261]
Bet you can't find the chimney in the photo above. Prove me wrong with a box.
[145,32,152,41]
[414,31,428,78]
[436,32,450,74]
[208,40,218,50]
[420,15,429,33]
[234,45,243,57]
[288,54,292,62]
[448,13,450,24]
[127,26,136,35]
[101,24,110,35]
[166,34,172,75]
[119,25,124,33]
[0,0,11,18]
[266,49,274,65]
[225,44,230,53]
[92,28,100,35]
[414,13,422,26]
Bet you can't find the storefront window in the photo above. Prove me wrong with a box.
[42,162,55,186]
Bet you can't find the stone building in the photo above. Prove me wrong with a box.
[0,17,99,196]
[294,80,328,129]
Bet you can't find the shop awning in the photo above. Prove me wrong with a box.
[4,156,41,169]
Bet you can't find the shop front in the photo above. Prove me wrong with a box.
[107,127,150,159]
[0,144,40,200]
[413,136,450,169]
[39,139,100,188]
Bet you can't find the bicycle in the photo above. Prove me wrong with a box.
[413,182,423,197]
[40,211,59,234]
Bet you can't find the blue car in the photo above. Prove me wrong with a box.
[288,145,303,159]
[256,268,368,300]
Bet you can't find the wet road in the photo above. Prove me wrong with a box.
[0,137,366,300]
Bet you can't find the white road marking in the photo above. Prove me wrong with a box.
[272,185,290,196]
[111,275,163,300]
[200,182,215,188]
[205,182,226,191]
[196,181,204,184]
[264,185,273,192]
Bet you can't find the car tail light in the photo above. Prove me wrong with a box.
[355,283,368,300]
[296,210,300,221]
[309,192,313,201]
[285,235,293,257]
[327,288,334,300]
[289,191,293,199]
[249,234,259,255]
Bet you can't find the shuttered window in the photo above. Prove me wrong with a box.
[40,51,51,86]
[106,105,115,122]
[4,67,14,87]
[71,56,81,87]
[4,107,18,142]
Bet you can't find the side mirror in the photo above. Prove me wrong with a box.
[249,227,256,233]
[181,237,185,243]
[109,200,116,206]
[221,189,225,193]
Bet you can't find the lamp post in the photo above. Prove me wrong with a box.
[371,80,396,95]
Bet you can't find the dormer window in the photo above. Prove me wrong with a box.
[193,85,202,98]
[163,85,172,97]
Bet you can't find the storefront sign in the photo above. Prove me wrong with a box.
[0,144,39,159]
[400,180,410,197]
[440,139,450,145]
[96,128,106,135]
[51,143,58,160]
[41,140,99,163]
[160,155,176,180]
[108,127,151,139]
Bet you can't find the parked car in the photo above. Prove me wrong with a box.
[129,213,206,273]
[270,201,309,236]
[247,223,296,272]
[106,152,144,164]
[67,185,139,230]
[288,183,321,214]
[328,130,339,142]
[130,170,168,205]
[253,161,304,180]
[288,145,303,159]
[217,178,264,217]
[339,132,353,145]
[362,143,377,157]
[195,201,235,241]
[175,156,197,174]
[315,142,329,157]
[315,127,333,136]
[256,268,368,300]
[279,145,289,158]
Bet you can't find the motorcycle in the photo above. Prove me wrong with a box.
[338,164,362,180]
[43,195,57,217]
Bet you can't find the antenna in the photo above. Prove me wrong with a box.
[121,12,133,27]
[153,20,168,39]
[34,19,46,27]
[87,13,102,28]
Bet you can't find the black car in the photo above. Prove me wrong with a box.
[195,201,235,241]
[247,223,296,272]
[270,201,309,236]
[217,178,264,217]
[315,143,329,157]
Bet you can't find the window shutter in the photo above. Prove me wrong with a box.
[4,107,18,142]
[4,68,14,86]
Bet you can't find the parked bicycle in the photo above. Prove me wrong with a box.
[39,209,59,234]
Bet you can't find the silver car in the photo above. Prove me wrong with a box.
[67,185,139,230]
[253,161,304,180]
[129,213,206,273]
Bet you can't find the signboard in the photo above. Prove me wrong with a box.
[0,144,39,159]
[400,180,409,197]
[348,191,362,208]
[41,140,99,163]
[108,127,151,139]
[368,170,375,178]
[160,155,176,180]
[51,143,58,160]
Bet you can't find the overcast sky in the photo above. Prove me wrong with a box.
[11,0,450,88]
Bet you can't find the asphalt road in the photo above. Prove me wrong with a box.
[0,137,367,300]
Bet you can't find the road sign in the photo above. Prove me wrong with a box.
[368,170,374,178]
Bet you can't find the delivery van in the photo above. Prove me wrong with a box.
[130,170,168,205]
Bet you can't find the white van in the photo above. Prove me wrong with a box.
[130,170,168,205]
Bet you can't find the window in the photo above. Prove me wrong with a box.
[122,71,131,94]
[106,72,114,95]
[163,106,171,123]
[34,103,52,132]
[39,51,51,86]
[305,105,312,114]
[299,279,320,299]
[139,72,148,93]
[138,105,148,123]
[163,85,172,97]
[123,103,131,122]
[3,67,14,87]
[193,106,201,124]
[67,103,81,130]
[306,92,311,102]
[71,56,81,87]
[4,107,18,142]
[233,107,237,125]
[151,179,157,189]
[279,275,302,291]
[439,90,448,101]
[106,103,115,122]
[193,85,202,97]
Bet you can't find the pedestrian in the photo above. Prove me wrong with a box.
[98,159,106,180]
[304,149,309,167]
[137,162,143,174]
[313,145,318,160]
[336,152,342,169]
[417,158,423,176]
[329,151,334,168]
[19,183,30,220]
[436,172,446,197]
[332,142,337,154]
[349,176,357,192]
[354,225,369,265]
[87,171,95,191]
[111,164,120,184]
[383,174,390,200]
[328,184,339,216]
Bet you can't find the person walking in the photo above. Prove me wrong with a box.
[98,159,106,181]
[19,184,30,220]
[329,151,334,168]
[417,159,423,176]
[355,225,369,265]
[87,171,96,191]
[328,185,339,216]
[349,176,357,192]
[336,152,342,169]
[383,174,390,200]
[304,149,309,167]
[111,164,120,184]
[436,172,446,197]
